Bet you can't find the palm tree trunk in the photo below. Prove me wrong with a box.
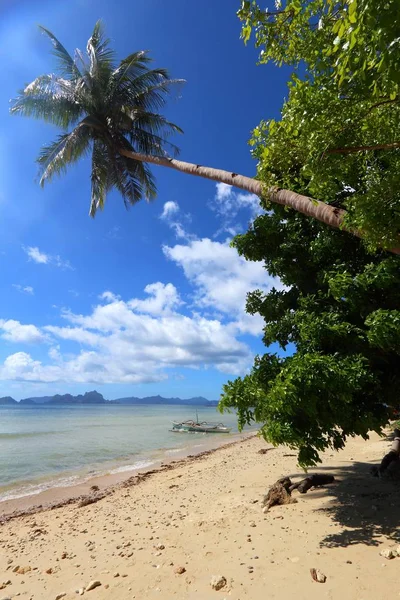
[118,149,400,254]
[119,149,345,229]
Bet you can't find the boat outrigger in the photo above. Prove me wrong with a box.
[171,412,231,434]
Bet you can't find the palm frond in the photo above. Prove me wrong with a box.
[106,134,157,206]
[39,26,81,80]
[109,51,152,89]
[87,20,115,80]
[127,128,180,157]
[10,75,83,128]
[127,110,183,137]
[38,121,92,185]
[113,75,185,112]
[89,139,109,216]
[13,22,184,214]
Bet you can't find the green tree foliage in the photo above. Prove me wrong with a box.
[219,1,400,466]
[219,206,400,467]
[238,0,400,249]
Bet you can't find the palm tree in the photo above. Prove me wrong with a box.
[8,22,369,236]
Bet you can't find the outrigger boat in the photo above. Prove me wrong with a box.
[171,412,231,434]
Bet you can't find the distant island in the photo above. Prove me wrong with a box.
[0,391,219,406]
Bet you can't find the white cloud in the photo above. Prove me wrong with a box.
[213,184,261,218]
[24,246,49,264]
[23,246,73,270]
[0,319,46,344]
[163,238,281,334]
[99,291,120,303]
[215,182,233,200]
[0,206,280,385]
[159,201,194,241]
[12,284,34,295]
[128,282,182,315]
[0,290,252,384]
[211,183,263,238]
[161,201,179,219]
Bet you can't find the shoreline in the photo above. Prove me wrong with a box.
[1,430,399,599]
[0,431,255,523]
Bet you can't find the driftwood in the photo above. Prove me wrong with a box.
[289,473,335,494]
[262,477,297,512]
[262,474,335,511]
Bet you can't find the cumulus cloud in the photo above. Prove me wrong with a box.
[1,207,280,385]
[128,282,182,315]
[163,238,281,334]
[0,289,252,384]
[0,319,46,344]
[161,201,179,219]
[211,183,263,238]
[12,284,34,295]
[99,291,120,303]
[159,201,194,241]
[23,246,73,270]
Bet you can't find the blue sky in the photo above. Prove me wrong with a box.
[0,0,290,400]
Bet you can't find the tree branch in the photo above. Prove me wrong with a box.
[326,141,400,155]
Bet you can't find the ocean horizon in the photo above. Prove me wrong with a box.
[0,404,245,503]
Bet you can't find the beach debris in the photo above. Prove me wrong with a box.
[210,575,227,591]
[174,566,186,575]
[78,589,85,596]
[262,474,336,512]
[289,474,335,494]
[55,593,66,600]
[155,543,165,550]
[85,580,101,591]
[61,552,68,559]
[262,477,296,512]
[90,485,100,492]
[15,566,31,575]
[113,572,120,578]
[258,448,273,454]
[380,548,397,559]
[45,568,53,574]
[0,596,12,600]
[77,493,106,508]
[310,568,327,583]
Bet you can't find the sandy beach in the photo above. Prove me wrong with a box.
[1,431,400,600]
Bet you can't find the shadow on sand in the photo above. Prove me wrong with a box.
[289,433,400,549]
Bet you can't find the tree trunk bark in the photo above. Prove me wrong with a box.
[118,149,400,254]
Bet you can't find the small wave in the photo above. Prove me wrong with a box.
[109,460,155,475]
[0,474,81,503]
[165,447,187,455]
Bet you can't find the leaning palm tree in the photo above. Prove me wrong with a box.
[10,22,353,230]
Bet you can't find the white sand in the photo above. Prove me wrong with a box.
[1,432,399,600]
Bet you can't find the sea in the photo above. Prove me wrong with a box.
[0,404,247,503]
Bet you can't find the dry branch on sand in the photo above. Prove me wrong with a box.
[262,474,335,512]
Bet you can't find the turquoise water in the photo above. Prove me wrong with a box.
[0,405,243,501]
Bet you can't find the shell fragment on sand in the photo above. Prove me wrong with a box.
[310,568,327,583]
